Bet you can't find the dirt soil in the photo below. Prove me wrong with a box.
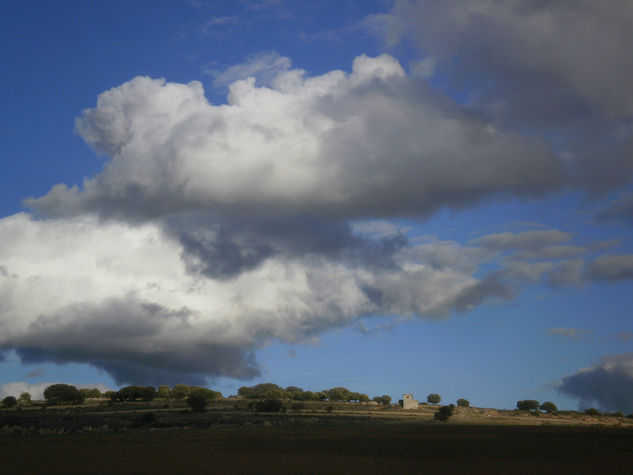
[3,422,633,474]
[2,402,633,473]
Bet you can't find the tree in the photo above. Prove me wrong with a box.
[79,388,102,399]
[44,384,84,405]
[516,400,540,411]
[373,395,392,405]
[189,386,222,400]
[157,385,171,398]
[171,384,190,399]
[186,395,207,413]
[238,383,284,400]
[18,392,32,405]
[427,394,441,404]
[326,387,352,402]
[434,404,455,422]
[584,408,601,416]
[539,401,558,414]
[3,396,17,408]
[112,386,156,402]
[456,398,470,407]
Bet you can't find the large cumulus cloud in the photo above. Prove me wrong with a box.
[1,212,520,384]
[558,354,633,413]
[27,54,562,220]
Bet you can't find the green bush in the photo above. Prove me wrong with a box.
[18,392,32,405]
[3,396,17,408]
[584,408,601,416]
[427,394,441,404]
[373,395,392,405]
[171,384,190,399]
[189,386,222,400]
[44,384,84,406]
[434,404,455,421]
[516,400,540,411]
[79,388,102,399]
[539,401,558,414]
[456,398,470,407]
[186,395,208,413]
[157,385,171,398]
[112,386,156,402]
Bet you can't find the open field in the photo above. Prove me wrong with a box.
[2,401,633,473]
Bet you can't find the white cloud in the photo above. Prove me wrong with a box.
[206,51,292,88]
[27,54,562,221]
[0,213,510,384]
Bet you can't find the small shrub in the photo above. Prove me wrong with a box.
[373,395,392,405]
[186,395,208,413]
[255,399,284,413]
[434,404,455,422]
[291,402,305,411]
[3,396,17,408]
[456,398,470,407]
[325,404,335,413]
[584,408,601,416]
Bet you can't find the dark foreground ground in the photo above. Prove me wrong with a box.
[3,422,633,474]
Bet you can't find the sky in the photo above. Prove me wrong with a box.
[1,0,633,412]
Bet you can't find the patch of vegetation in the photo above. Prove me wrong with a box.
[18,393,32,405]
[237,383,369,402]
[540,401,558,414]
[434,404,455,421]
[44,384,84,406]
[252,399,285,413]
[79,388,102,399]
[456,398,470,407]
[171,384,191,399]
[189,386,222,400]
[112,386,157,402]
[3,396,17,408]
[373,395,392,405]
[427,394,441,404]
[584,408,601,416]
[516,400,540,411]
[186,395,208,413]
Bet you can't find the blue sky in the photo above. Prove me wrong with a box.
[1,1,633,412]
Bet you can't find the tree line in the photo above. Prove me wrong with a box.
[237,383,389,404]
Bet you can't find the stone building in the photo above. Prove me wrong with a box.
[401,393,419,409]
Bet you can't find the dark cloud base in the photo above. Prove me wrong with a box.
[558,354,633,413]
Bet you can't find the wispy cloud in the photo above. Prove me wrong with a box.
[547,327,593,341]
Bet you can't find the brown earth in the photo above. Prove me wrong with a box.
[2,401,633,473]
[3,423,633,474]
